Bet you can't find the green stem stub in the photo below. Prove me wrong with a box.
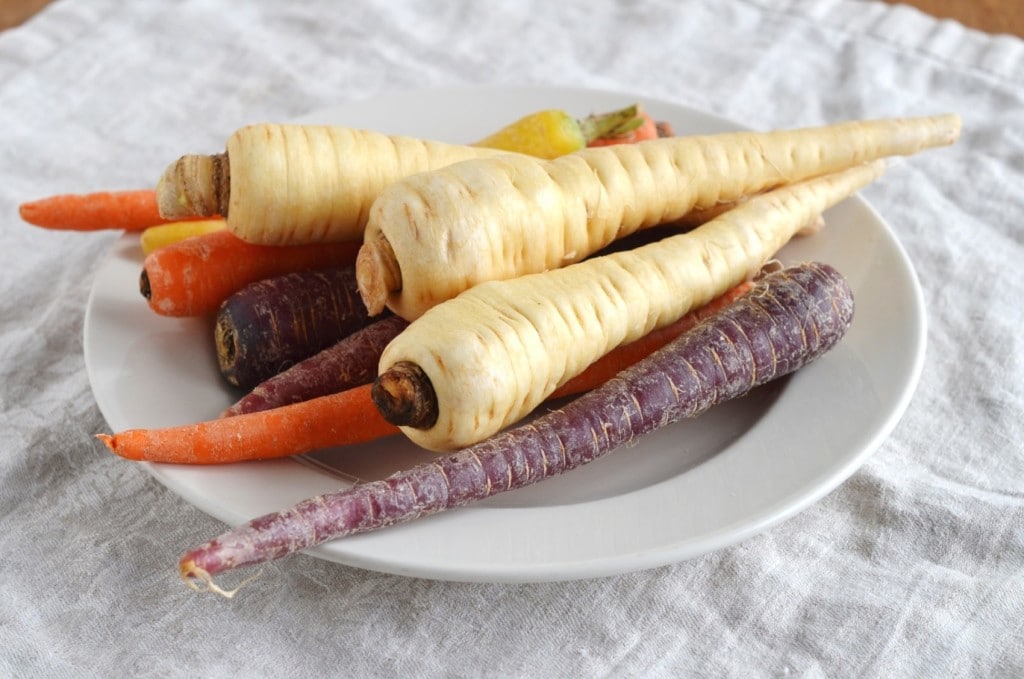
[578,104,645,143]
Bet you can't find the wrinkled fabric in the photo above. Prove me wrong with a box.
[1,1,1022,677]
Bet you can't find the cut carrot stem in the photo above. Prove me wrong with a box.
[587,111,659,147]
[99,283,754,465]
[140,229,361,317]
[19,189,199,232]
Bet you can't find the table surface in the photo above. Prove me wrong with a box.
[3,1,1022,677]
[1,0,1023,35]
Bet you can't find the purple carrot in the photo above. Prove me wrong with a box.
[215,267,375,391]
[180,261,854,594]
[222,315,409,417]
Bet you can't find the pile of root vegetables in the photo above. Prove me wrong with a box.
[19,102,961,595]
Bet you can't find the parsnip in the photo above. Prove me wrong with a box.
[155,124,511,245]
[357,114,961,320]
[372,161,885,451]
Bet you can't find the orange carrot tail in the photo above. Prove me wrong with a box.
[19,190,172,232]
[97,384,398,465]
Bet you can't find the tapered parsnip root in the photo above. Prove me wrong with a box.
[155,124,512,245]
[373,161,884,450]
[178,262,854,590]
[358,113,960,319]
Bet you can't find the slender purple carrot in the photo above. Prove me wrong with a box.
[222,315,409,417]
[180,261,854,595]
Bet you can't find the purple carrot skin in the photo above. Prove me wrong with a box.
[222,315,410,417]
[180,261,854,594]
[215,266,375,390]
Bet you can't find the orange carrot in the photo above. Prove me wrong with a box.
[97,384,395,464]
[141,229,361,317]
[18,189,196,232]
[587,112,660,147]
[99,283,754,465]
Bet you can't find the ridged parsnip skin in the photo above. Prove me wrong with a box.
[378,161,885,451]
[362,114,960,320]
[189,124,509,245]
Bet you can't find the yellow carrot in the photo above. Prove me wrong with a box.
[472,104,645,159]
[370,162,886,452]
[356,114,961,320]
[139,218,226,254]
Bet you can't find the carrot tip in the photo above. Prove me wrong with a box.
[179,560,260,598]
[96,432,146,461]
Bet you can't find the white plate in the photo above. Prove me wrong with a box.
[83,85,926,582]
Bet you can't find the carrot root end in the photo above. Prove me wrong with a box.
[179,561,261,599]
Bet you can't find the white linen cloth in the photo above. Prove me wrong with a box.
[2,1,1021,676]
